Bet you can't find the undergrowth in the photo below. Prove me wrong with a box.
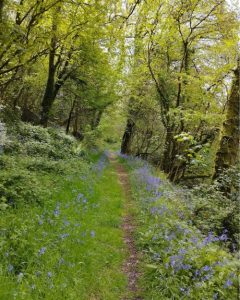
[119,153,239,300]
[0,123,127,299]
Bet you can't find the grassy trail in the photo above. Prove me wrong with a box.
[109,154,142,300]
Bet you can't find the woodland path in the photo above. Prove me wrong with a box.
[108,153,142,300]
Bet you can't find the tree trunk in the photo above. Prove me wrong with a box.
[161,129,175,173]
[91,110,103,130]
[40,6,61,126]
[66,100,76,134]
[121,118,135,154]
[0,0,4,22]
[214,62,240,179]
[40,34,56,126]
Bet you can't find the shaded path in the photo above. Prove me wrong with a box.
[108,153,142,300]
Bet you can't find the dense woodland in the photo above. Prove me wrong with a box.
[0,0,239,299]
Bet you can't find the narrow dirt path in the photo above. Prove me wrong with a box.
[108,153,142,300]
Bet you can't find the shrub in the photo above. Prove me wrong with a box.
[188,166,240,251]
[0,122,82,209]
[3,122,79,159]
[0,169,50,208]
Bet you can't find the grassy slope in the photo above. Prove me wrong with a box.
[0,123,128,300]
[1,159,127,300]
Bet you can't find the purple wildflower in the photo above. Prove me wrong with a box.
[202,265,212,272]
[59,258,65,265]
[219,233,228,241]
[82,199,87,204]
[7,264,14,272]
[38,247,46,255]
[59,233,70,240]
[77,193,84,201]
[224,279,233,288]
[53,208,60,217]
[63,220,70,226]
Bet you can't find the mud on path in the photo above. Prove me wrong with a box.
[108,153,142,300]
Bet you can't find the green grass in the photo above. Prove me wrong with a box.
[0,157,128,300]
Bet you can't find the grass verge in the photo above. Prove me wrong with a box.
[0,154,127,300]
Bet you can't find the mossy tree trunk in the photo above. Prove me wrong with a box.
[121,97,138,155]
[121,117,135,155]
[214,62,240,179]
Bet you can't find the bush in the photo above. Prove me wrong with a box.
[3,122,79,159]
[188,166,240,251]
[0,122,82,209]
[0,169,50,208]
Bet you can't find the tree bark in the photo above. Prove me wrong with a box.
[0,0,4,22]
[121,118,135,154]
[214,62,240,179]
[66,100,76,134]
[40,30,57,126]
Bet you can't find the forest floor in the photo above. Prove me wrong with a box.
[1,138,238,300]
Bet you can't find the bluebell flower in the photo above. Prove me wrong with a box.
[179,248,187,255]
[7,264,14,272]
[152,235,158,241]
[224,279,233,288]
[202,232,218,246]
[77,193,84,201]
[150,207,158,215]
[38,247,46,255]
[47,272,52,278]
[63,220,70,226]
[53,204,60,217]
[203,274,212,281]
[59,233,70,240]
[166,232,176,241]
[90,230,95,238]
[219,233,228,241]
[202,265,212,272]
[195,270,200,277]
[182,264,191,270]
[59,258,65,265]
[17,272,24,283]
